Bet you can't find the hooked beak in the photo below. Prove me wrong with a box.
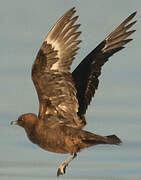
[10,120,18,125]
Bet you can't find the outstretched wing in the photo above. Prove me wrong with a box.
[72,11,137,120]
[32,8,83,128]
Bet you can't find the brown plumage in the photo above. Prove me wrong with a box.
[11,7,136,176]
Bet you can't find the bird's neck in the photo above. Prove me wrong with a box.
[25,120,45,145]
[25,125,38,144]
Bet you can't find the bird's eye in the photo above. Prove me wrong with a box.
[18,117,24,122]
[18,117,25,126]
[18,118,21,121]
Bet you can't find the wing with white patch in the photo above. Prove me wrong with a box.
[45,7,81,71]
[32,8,84,128]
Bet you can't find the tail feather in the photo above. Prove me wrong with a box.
[82,134,122,146]
[106,135,122,145]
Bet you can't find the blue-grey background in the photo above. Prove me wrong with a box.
[0,0,141,180]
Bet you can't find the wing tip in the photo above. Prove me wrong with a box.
[68,7,76,14]
[131,11,137,17]
[125,11,137,23]
[71,7,76,10]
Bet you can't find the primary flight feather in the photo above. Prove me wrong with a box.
[11,7,136,176]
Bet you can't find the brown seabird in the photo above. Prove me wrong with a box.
[11,7,136,176]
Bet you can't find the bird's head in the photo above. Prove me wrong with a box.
[11,113,38,129]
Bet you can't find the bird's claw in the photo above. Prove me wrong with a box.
[57,163,68,176]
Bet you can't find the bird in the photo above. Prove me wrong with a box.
[11,7,136,176]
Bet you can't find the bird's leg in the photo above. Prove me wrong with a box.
[57,152,77,176]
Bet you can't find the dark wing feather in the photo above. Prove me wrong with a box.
[72,11,137,120]
[32,8,84,128]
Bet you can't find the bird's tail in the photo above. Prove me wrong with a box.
[105,135,122,145]
[82,133,122,147]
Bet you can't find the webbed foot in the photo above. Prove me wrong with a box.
[57,162,68,176]
[57,153,77,176]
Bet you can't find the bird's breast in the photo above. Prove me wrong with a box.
[26,125,82,154]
